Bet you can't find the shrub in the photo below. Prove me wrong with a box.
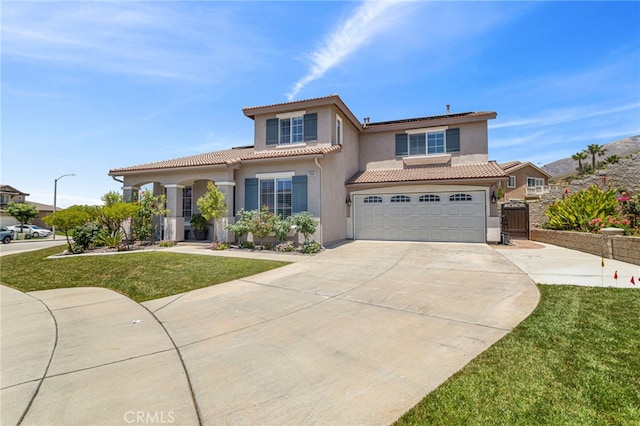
[159,240,174,247]
[293,212,318,243]
[275,241,295,252]
[226,209,255,243]
[211,241,229,250]
[544,185,618,231]
[272,215,293,243]
[96,230,125,248]
[73,222,101,251]
[252,206,276,246]
[301,241,321,254]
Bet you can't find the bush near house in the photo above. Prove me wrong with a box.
[543,185,639,235]
[226,207,320,253]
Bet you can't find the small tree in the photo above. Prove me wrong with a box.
[5,202,38,233]
[132,191,169,242]
[571,151,588,174]
[101,191,124,206]
[586,144,607,171]
[226,208,254,244]
[196,182,226,242]
[43,205,93,251]
[252,206,276,247]
[98,202,139,247]
[293,211,318,244]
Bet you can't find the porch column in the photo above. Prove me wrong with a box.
[164,184,184,242]
[123,186,139,203]
[152,183,164,241]
[214,181,235,242]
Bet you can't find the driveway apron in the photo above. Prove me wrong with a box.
[145,241,539,425]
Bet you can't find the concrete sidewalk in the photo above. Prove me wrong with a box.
[494,240,639,288]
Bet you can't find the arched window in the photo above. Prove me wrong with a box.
[363,196,383,204]
[390,195,411,203]
[419,194,440,202]
[449,193,472,202]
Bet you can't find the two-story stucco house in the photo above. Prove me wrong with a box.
[499,161,553,202]
[109,95,507,244]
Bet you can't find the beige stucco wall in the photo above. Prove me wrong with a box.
[358,121,489,170]
[251,105,336,150]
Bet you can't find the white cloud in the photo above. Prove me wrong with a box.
[286,0,408,101]
[1,2,267,83]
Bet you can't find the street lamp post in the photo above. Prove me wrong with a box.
[52,173,76,239]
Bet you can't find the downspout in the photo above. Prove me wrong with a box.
[111,175,124,184]
[314,158,323,245]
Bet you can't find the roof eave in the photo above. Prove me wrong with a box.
[362,112,497,133]
[346,175,508,187]
[108,163,230,177]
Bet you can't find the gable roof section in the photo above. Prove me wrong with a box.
[499,161,552,178]
[109,145,342,175]
[242,94,363,131]
[0,185,29,196]
[346,162,507,185]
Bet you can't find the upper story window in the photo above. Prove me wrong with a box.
[527,177,544,188]
[508,176,516,188]
[335,115,343,145]
[396,128,460,157]
[266,112,317,146]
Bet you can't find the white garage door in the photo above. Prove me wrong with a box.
[353,191,486,243]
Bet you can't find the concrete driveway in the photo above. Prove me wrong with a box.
[2,241,539,425]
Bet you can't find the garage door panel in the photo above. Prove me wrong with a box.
[354,191,486,243]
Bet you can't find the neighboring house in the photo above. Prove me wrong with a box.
[0,184,55,228]
[109,94,507,244]
[499,161,554,202]
[0,185,29,227]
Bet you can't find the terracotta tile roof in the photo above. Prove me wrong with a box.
[499,161,522,171]
[243,94,340,114]
[346,162,507,185]
[109,145,342,174]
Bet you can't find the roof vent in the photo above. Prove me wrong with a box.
[446,104,451,114]
[363,117,370,126]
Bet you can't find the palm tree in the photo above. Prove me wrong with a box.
[572,151,588,174]
[605,154,620,164]
[586,144,607,170]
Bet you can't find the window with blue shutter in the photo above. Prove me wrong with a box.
[395,134,408,156]
[446,128,460,153]
[292,175,308,214]
[244,178,258,211]
[266,119,278,146]
[303,113,317,142]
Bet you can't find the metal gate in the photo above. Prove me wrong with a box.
[501,201,530,239]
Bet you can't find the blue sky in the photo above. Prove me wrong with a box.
[2,1,639,207]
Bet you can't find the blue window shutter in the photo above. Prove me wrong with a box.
[244,178,258,211]
[303,113,317,142]
[266,119,278,146]
[292,175,308,213]
[395,134,408,156]
[446,128,460,153]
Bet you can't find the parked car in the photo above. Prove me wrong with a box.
[1,227,13,244]
[6,224,53,238]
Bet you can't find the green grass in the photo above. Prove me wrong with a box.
[1,247,289,302]
[395,285,640,425]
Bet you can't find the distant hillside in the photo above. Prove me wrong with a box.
[542,135,640,177]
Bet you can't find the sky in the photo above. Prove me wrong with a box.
[2,1,639,208]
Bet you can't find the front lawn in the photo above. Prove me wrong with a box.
[0,247,289,302]
[396,285,640,425]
